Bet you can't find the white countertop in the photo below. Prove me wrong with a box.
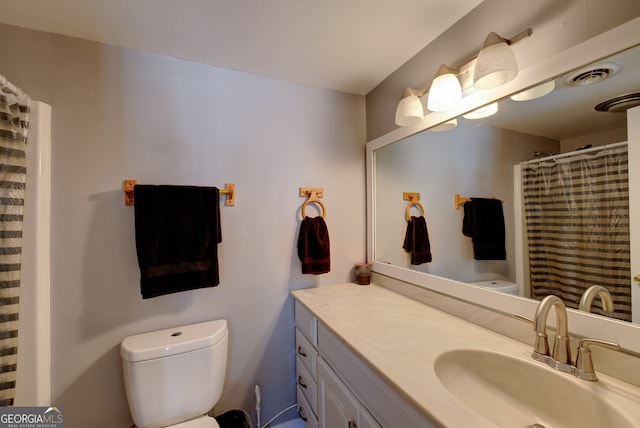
[291,282,640,427]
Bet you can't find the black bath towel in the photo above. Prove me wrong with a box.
[462,198,506,260]
[297,216,330,274]
[403,215,432,265]
[134,185,222,299]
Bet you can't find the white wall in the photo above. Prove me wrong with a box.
[0,24,366,427]
[15,102,52,407]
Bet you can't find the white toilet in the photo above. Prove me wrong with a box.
[121,319,229,428]
[469,280,520,296]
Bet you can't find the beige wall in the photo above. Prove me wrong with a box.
[366,0,640,141]
[0,24,366,427]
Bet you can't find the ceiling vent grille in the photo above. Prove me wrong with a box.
[564,63,621,87]
[595,92,640,112]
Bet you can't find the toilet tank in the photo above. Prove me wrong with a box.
[121,319,228,428]
[468,280,519,295]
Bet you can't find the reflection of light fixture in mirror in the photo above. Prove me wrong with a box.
[463,102,498,119]
[510,80,555,101]
[430,118,457,132]
[473,30,530,90]
[394,88,426,126]
[427,65,462,112]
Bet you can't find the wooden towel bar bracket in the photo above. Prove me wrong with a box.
[455,193,502,210]
[403,192,425,221]
[300,187,326,219]
[123,180,236,206]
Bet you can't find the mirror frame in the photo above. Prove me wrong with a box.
[367,17,640,353]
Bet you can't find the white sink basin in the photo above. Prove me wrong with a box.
[434,349,635,428]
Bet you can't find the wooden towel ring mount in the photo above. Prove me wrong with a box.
[300,187,326,219]
[403,192,425,221]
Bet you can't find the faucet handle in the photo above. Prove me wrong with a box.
[575,338,621,381]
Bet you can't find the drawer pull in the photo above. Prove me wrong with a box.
[297,346,307,357]
[298,406,308,422]
[348,421,357,428]
[298,375,308,389]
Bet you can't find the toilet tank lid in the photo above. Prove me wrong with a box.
[121,319,227,363]
[468,280,518,290]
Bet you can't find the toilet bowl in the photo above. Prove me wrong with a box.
[121,319,228,428]
[469,280,519,295]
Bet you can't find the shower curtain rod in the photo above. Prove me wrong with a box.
[521,141,628,165]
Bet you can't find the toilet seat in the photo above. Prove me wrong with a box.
[165,415,220,428]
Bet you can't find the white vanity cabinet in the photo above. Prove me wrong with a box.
[317,358,380,428]
[294,299,434,428]
[295,301,319,428]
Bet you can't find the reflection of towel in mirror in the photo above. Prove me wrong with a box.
[403,215,432,265]
[297,216,330,274]
[462,198,506,260]
[134,185,221,299]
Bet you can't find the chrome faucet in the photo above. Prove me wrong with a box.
[533,295,571,364]
[579,285,614,313]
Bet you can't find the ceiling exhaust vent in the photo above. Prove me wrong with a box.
[564,63,621,87]
[595,92,640,112]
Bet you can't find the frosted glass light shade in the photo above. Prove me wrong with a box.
[427,65,462,112]
[473,32,518,90]
[463,102,498,119]
[430,118,457,132]
[510,80,555,101]
[395,92,424,126]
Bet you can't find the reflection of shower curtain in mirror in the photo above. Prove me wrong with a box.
[0,77,29,405]
[522,145,630,322]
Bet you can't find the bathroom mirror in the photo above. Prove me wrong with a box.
[374,44,636,321]
[367,19,640,350]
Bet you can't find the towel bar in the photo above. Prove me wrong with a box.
[455,193,502,210]
[124,180,235,206]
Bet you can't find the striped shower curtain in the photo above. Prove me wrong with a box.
[522,145,630,322]
[0,77,29,406]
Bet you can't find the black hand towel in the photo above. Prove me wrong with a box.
[462,198,506,260]
[403,215,432,265]
[134,185,221,299]
[297,216,330,274]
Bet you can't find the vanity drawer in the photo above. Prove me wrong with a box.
[297,386,319,428]
[296,328,318,379]
[295,300,317,345]
[296,355,317,415]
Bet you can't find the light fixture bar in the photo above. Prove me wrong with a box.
[506,28,533,46]
[395,27,532,126]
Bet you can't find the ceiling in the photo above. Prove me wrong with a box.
[489,44,639,141]
[0,0,484,95]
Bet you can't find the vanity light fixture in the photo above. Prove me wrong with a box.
[427,65,462,112]
[430,118,458,132]
[394,87,427,126]
[510,80,556,101]
[462,102,498,119]
[394,27,531,127]
[473,30,529,90]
